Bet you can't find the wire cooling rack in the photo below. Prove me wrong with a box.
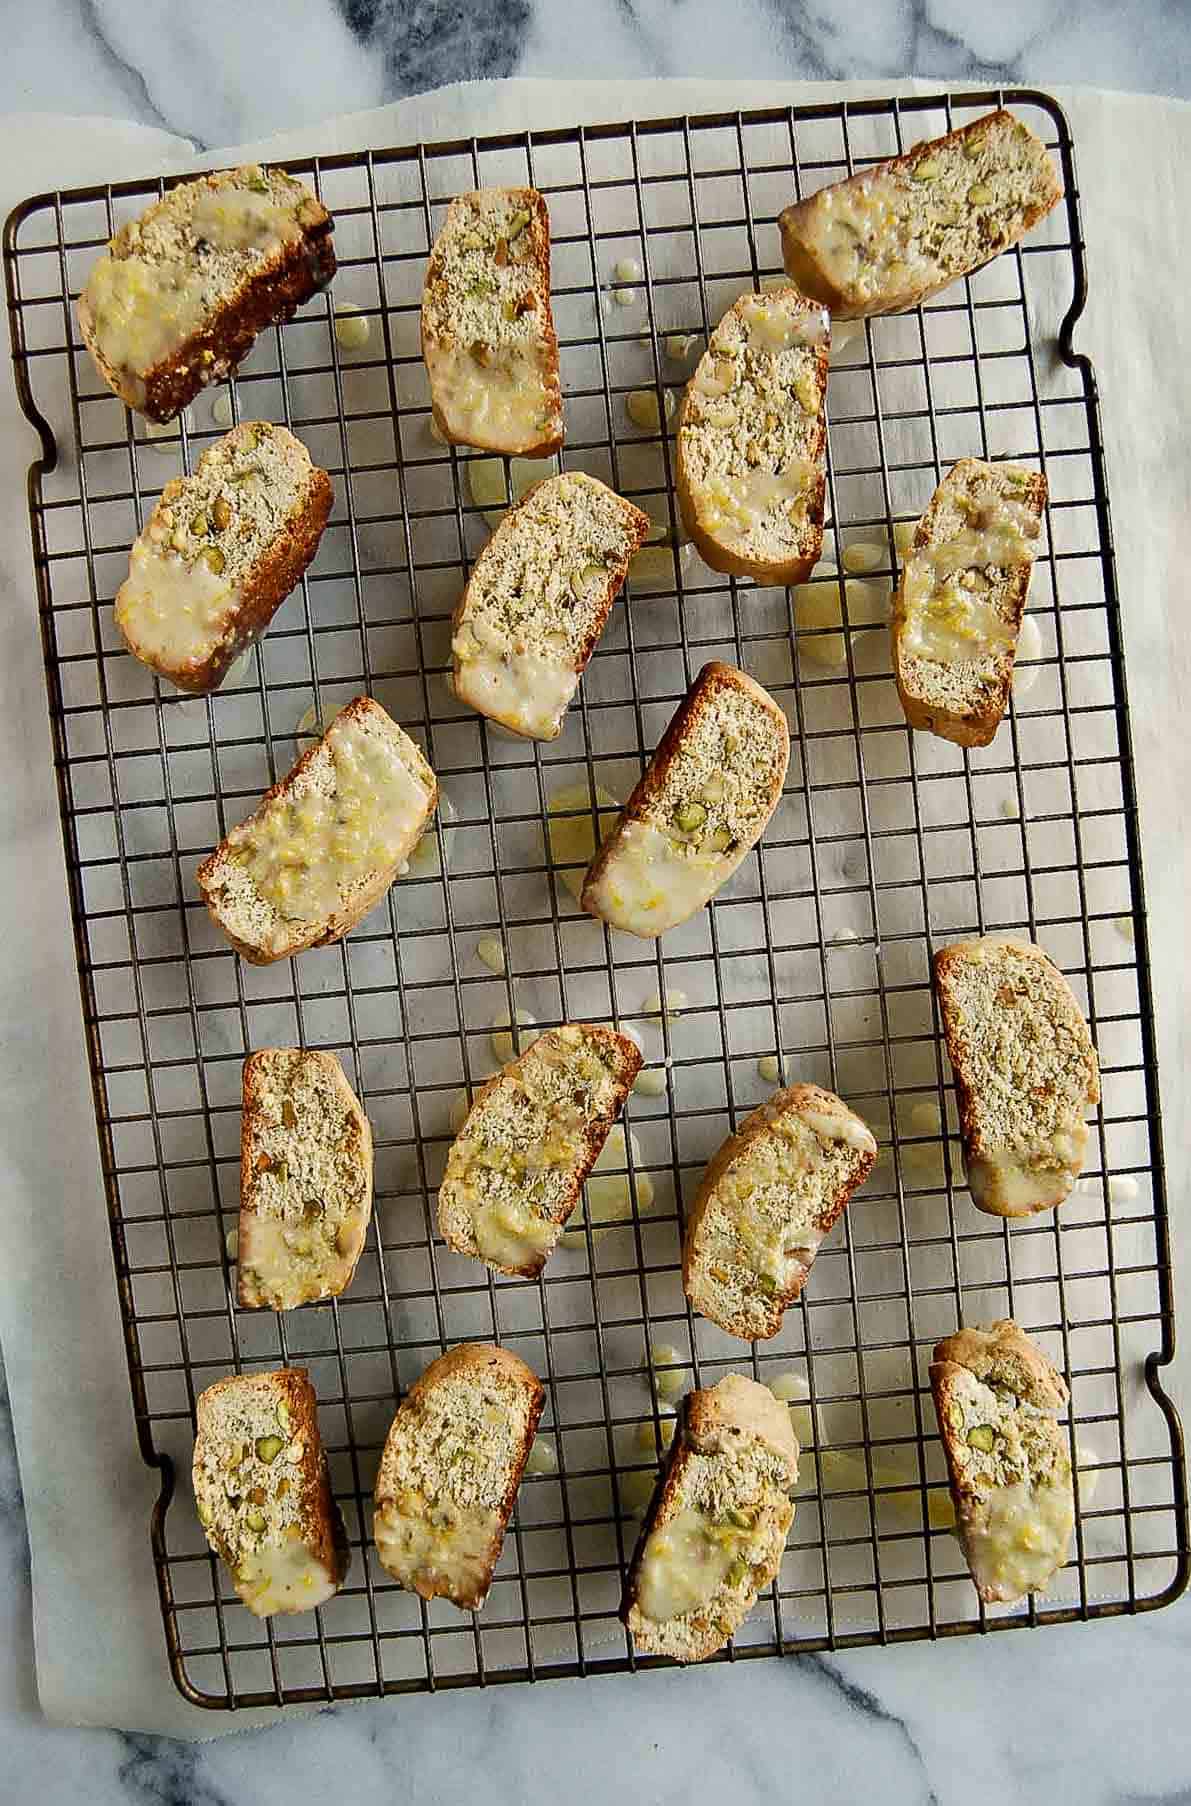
[4,89,1186,1710]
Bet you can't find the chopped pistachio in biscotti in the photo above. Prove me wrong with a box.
[373,1344,544,1609]
[934,936,1099,1219]
[451,472,649,740]
[115,420,332,694]
[683,1084,877,1341]
[78,164,335,420]
[422,187,563,456]
[622,1374,799,1663]
[581,663,790,939]
[891,458,1046,747]
[238,1049,373,1311]
[192,1366,348,1617]
[930,1320,1074,1604]
[437,1024,641,1277]
[779,109,1063,318]
[676,288,829,581]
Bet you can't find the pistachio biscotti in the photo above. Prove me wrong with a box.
[197,696,437,964]
[373,1344,544,1609]
[79,164,335,421]
[892,458,1046,747]
[422,187,564,456]
[676,288,829,582]
[238,1049,373,1310]
[437,1024,641,1277]
[934,936,1099,1218]
[115,421,332,694]
[621,1374,799,1663]
[452,472,649,739]
[581,662,790,938]
[684,1083,877,1341]
[193,1366,349,1617]
[779,109,1063,318]
[930,1320,1074,1604]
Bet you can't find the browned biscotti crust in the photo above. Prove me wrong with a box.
[621,1373,798,1662]
[892,459,1047,747]
[932,1320,1070,1414]
[197,695,437,964]
[437,1024,642,1277]
[779,109,1062,319]
[373,1343,544,1609]
[79,166,335,422]
[682,1082,878,1340]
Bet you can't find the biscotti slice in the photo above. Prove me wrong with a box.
[197,696,437,964]
[581,662,790,938]
[621,1374,798,1663]
[683,1083,877,1341]
[934,936,1099,1218]
[193,1366,348,1617]
[422,187,563,455]
[373,1343,544,1609]
[892,458,1046,747]
[451,472,649,739]
[437,1024,641,1277]
[779,109,1063,318]
[930,1320,1074,1604]
[238,1049,373,1310]
[79,164,335,421]
[676,288,829,581]
[115,421,332,694]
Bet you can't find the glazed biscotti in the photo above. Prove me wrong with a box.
[238,1049,373,1311]
[930,1320,1074,1604]
[621,1374,799,1663]
[115,421,332,693]
[193,1366,348,1617]
[373,1344,544,1609]
[779,109,1063,318]
[79,164,335,421]
[437,1024,641,1277]
[197,696,437,963]
[581,662,790,938]
[683,1083,877,1341]
[422,187,563,455]
[451,472,649,739]
[676,287,829,582]
[934,936,1099,1218]
[892,458,1046,747]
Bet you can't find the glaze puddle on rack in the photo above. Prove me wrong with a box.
[3,88,1183,1710]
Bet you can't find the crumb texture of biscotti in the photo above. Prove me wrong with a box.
[622,1374,798,1663]
[934,935,1099,1218]
[197,696,437,964]
[676,287,828,581]
[79,164,335,420]
[193,1366,348,1617]
[779,109,1063,317]
[437,1024,641,1277]
[373,1344,544,1609]
[581,662,790,938]
[422,187,563,455]
[115,420,332,694]
[930,1319,1074,1604]
[684,1083,877,1340]
[892,458,1046,747]
[238,1049,373,1310]
[452,472,648,739]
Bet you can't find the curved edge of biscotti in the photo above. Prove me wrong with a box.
[682,1081,878,1340]
[372,1342,545,1610]
[436,1024,642,1277]
[196,695,437,965]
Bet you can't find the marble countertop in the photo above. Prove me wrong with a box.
[2,8,1190,1806]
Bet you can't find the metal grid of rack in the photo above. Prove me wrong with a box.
[4,88,1185,1710]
